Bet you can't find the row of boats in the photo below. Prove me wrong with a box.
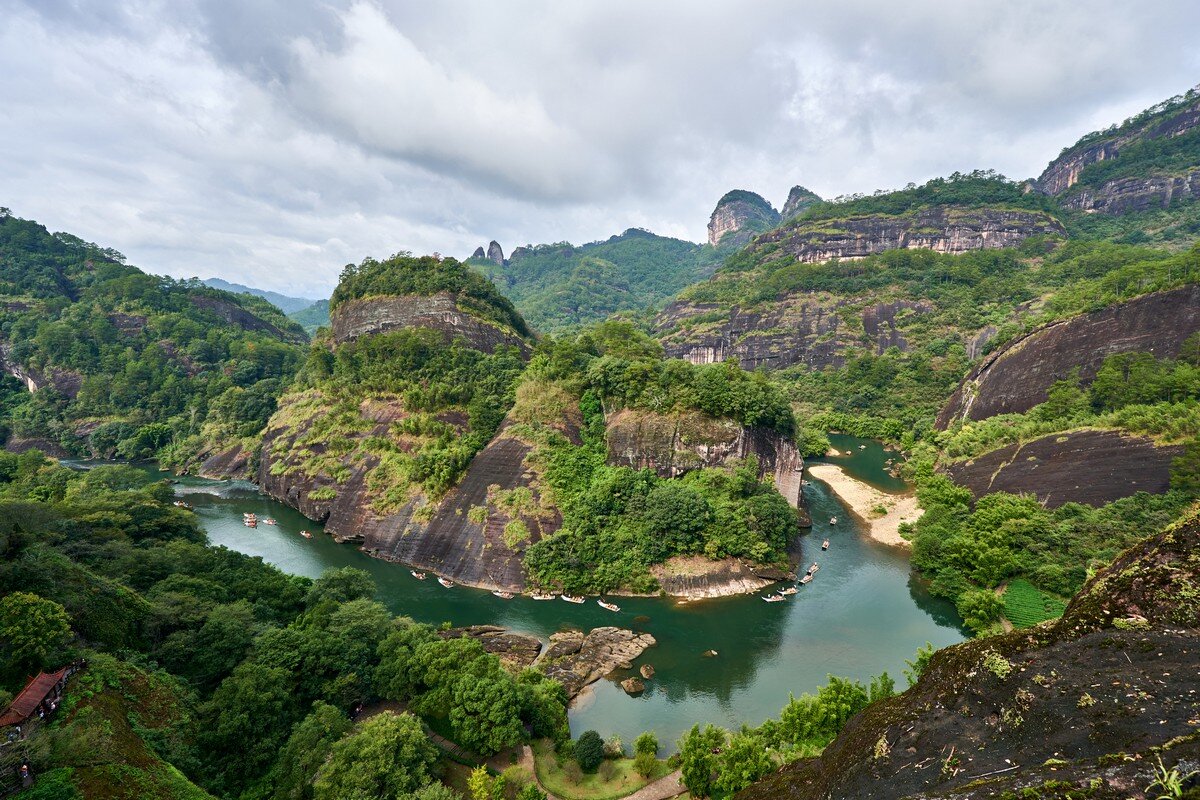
[763,559,823,602]
[409,570,621,611]
[242,513,311,537]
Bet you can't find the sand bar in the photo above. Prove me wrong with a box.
[806,464,921,548]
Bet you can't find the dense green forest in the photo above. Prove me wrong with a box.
[0,211,307,469]
[288,299,331,335]
[469,229,720,333]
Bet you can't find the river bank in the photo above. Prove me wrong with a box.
[805,464,920,548]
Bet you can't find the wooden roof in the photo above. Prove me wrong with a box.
[0,667,68,726]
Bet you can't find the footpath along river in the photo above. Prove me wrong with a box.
[143,434,964,752]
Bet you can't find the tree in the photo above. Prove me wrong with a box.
[449,668,524,755]
[0,592,71,678]
[957,588,1005,632]
[201,664,300,795]
[1171,438,1200,497]
[633,731,658,756]
[575,730,605,773]
[306,567,377,608]
[516,785,546,800]
[633,751,658,778]
[271,702,352,800]
[677,724,725,798]
[313,711,439,800]
[904,643,935,687]
[714,732,773,794]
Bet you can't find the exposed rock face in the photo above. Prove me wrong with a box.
[753,207,1064,265]
[604,409,804,508]
[655,297,932,372]
[441,625,542,670]
[330,292,530,356]
[0,343,82,397]
[620,677,645,695]
[487,240,505,265]
[1059,168,1200,214]
[707,190,780,248]
[540,627,657,699]
[196,444,252,481]
[937,285,1200,428]
[1035,92,1200,196]
[470,246,486,260]
[188,294,305,343]
[649,555,790,599]
[739,512,1200,800]
[781,185,821,219]
[942,430,1182,509]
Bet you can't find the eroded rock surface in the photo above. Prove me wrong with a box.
[781,185,822,219]
[937,285,1200,427]
[942,430,1182,509]
[707,190,780,248]
[541,627,657,699]
[330,292,530,356]
[441,625,542,670]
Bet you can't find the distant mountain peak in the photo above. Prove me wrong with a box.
[707,189,780,248]
[201,278,319,315]
[782,185,822,219]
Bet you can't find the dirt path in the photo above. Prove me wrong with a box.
[519,745,685,800]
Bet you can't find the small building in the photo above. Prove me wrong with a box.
[0,666,71,728]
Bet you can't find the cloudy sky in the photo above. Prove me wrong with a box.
[3,1,1199,298]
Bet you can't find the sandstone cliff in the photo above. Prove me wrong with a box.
[942,430,1182,509]
[707,190,780,248]
[487,240,505,265]
[781,184,821,219]
[739,510,1200,800]
[330,292,531,356]
[1035,90,1200,197]
[655,295,931,371]
[753,207,1064,264]
[1059,168,1200,214]
[605,408,805,509]
[937,285,1200,427]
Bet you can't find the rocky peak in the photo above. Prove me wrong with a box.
[781,184,822,219]
[487,240,505,265]
[707,190,781,248]
[470,246,486,260]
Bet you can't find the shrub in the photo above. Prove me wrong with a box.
[633,751,658,778]
[634,731,658,756]
[575,730,604,773]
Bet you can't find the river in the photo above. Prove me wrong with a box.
[145,434,964,752]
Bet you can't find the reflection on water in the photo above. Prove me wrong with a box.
[129,436,963,752]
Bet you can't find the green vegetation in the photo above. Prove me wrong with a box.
[0,210,306,466]
[1002,579,1066,628]
[470,229,720,334]
[530,739,668,800]
[0,454,566,800]
[797,171,1057,221]
[289,299,330,335]
[331,253,530,338]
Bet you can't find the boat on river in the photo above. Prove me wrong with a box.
[438,577,455,588]
[264,518,277,525]
[561,594,585,604]
[598,599,620,612]
[808,563,820,574]
[777,586,797,596]
[411,571,427,580]
[173,500,192,510]
[763,594,786,603]
[800,574,813,584]
[300,530,312,539]
[530,592,556,600]
[829,516,838,524]
[492,590,515,599]
[822,539,830,550]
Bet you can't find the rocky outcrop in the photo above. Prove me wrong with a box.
[655,296,932,372]
[739,511,1200,800]
[487,241,505,265]
[1035,91,1200,196]
[470,246,486,260]
[781,185,822,219]
[937,285,1200,427]
[188,294,305,343]
[1060,168,1200,214]
[942,430,1182,509]
[0,343,82,398]
[604,409,805,508]
[330,292,530,356]
[707,190,780,248]
[196,443,253,481]
[649,556,790,599]
[754,207,1064,265]
[540,627,657,699]
[441,625,542,670]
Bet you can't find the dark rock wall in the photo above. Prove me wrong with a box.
[1060,168,1200,214]
[330,292,530,356]
[937,285,1200,428]
[942,430,1181,509]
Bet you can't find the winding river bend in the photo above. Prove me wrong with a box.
[145,435,964,751]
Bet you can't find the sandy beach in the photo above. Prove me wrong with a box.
[806,464,921,548]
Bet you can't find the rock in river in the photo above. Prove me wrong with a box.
[541,627,657,699]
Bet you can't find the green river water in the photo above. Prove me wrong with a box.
[146,434,964,751]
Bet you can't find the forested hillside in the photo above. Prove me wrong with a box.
[0,210,307,472]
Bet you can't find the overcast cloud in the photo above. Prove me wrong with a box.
[2,0,1198,297]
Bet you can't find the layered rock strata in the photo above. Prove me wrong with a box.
[330,292,530,356]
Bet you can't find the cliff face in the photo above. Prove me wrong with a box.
[739,511,1200,800]
[942,430,1182,509]
[605,409,805,510]
[707,190,781,248]
[1060,168,1200,214]
[937,285,1200,427]
[781,185,822,219]
[188,294,307,343]
[487,240,505,265]
[754,207,1064,264]
[655,296,931,371]
[330,292,530,356]
[1035,92,1200,196]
